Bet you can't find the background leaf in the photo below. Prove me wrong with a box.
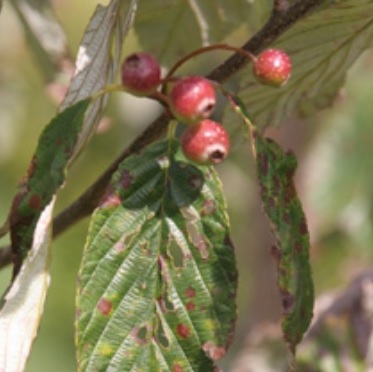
[298,270,373,370]
[8,0,69,82]
[224,0,373,129]
[134,0,271,66]
[76,139,237,371]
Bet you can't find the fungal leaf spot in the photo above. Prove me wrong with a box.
[186,301,195,311]
[97,298,113,316]
[132,325,150,345]
[176,323,191,339]
[185,287,196,298]
[99,189,121,209]
[201,199,216,216]
[28,194,42,211]
[202,341,226,361]
[251,129,314,352]
[119,168,133,189]
[173,363,184,372]
[156,320,169,348]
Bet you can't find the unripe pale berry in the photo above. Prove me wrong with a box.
[181,119,230,165]
[121,52,161,96]
[169,76,216,124]
[253,49,292,87]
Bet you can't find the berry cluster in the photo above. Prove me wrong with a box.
[120,48,291,165]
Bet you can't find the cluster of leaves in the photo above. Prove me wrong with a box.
[1,0,373,371]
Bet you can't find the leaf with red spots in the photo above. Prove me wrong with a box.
[9,98,91,268]
[0,99,90,372]
[252,129,314,354]
[76,138,237,371]
[228,95,314,356]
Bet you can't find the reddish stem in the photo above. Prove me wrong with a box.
[148,91,170,107]
[162,44,257,92]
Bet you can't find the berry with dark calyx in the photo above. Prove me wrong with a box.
[181,119,230,165]
[121,52,161,96]
[253,49,292,87]
[169,76,216,124]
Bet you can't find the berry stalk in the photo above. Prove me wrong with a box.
[162,44,257,90]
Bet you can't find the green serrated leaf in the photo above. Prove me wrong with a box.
[9,98,90,265]
[224,0,373,129]
[252,130,314,353]
[76,139,237,371]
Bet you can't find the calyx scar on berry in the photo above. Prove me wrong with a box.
[121,52,161,96]
[169,76,216,124]
[181,119,230,165]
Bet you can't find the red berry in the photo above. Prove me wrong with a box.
[169,76,216,124]
[181,119,230,165]
[253,49,292,87]
[121,52,161,96]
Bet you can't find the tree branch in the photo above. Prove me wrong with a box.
[299,269,373,361]
[306,269,373,339]
[273,0,290,14]
[0,0,323,269]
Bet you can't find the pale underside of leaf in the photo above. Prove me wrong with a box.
[186,0,210,46]
[0,199,54,372]
[225,0,373,129]
[61,0,137,162]
[76,140,237,371]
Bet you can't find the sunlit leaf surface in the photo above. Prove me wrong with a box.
[76,139,237,371]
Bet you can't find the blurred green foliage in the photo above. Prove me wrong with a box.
[303,53,373,292]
